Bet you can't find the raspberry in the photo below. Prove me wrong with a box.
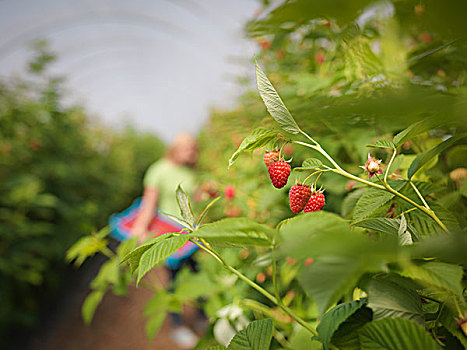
[304,190,325,213]
[289,184,311,213]
[224,185,235,200]
[268,161,291,188]
[263,150,280,167]
[360,153,383,179]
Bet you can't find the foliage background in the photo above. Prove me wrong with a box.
[0,47,165,340]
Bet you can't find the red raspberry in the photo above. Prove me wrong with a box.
[263,150,280,167]
[224,185,235,200]
[268,161,291,188]
[304,190,325,213]
[289,184,311,213]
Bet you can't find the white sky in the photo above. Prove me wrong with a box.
[0,0,260,142]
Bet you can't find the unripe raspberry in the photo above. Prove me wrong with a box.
[263,150,280,167]
[361,154,383,179]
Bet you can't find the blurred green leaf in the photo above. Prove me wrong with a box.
[145,312,166,341]
[366,140,395,149]
[408,133,467,179]
[82,290,105,325]
[400,261,463,296]
[393,119,438,147]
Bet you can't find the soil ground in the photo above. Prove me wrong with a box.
[29,267,200,350]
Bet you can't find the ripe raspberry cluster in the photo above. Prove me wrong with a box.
[264,150,325,213]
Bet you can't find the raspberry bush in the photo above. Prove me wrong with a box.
[67,1,466,348]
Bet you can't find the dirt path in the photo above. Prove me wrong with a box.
[30,268,196,350]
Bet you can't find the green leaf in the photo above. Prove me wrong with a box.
[341,188,365,218]
[227,318,273,350]
[193,218,274,247]
[82,290,105,325]
[354,218,419,241]
[398,214,413,246]
[359,318,440,350]
[90,258,119,289]
[413,232,467,266]
[353,188,394,221]
[289,326,323,350]
[176,185,195,226]
[137,235,189,285]
[66,234,108,267]
[331,307,373,350]
[229,127,278,167]
[207,347,228,350]
[367,275,424,326]
[121,233,174,273]
[281,214,398,315]
[316,298,368,350]
[116,237,138,258]
[366,140,395,149]
[400,261,463,296]
[294,158,323,171]
[145,312,166,340]
[197,196,221,227]
[255,61,300,134]
[393,119,438,147]
[404,202,460,236]
[408,133,467,179]
[439,302,467,348]
[159,211,192,228]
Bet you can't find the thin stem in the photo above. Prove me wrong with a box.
[272,247,281,305]
[293,140,345,172]
[303,170,323,185]
[384,147,397,183]
[314,172,323,189]
[409,181,431,210]
[101,246,115,259]
[453,295,464,318]
[395,207,418,218]
[189,239,322,340]
[420,294,441,304]
[299,129,318,145]
[432,303,446,348]
[380,180,448,232]
[292,140,448,231]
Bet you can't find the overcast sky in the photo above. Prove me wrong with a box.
[0,0,260,142]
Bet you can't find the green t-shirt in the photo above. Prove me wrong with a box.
[143,158,196,216]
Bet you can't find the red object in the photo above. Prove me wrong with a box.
[305,258,315,266]
[289,184,311,213]
[304,192,325,213]
[263,150,280,167]
[224,185,236,200]
[315,52,326,65]
[268,161,291,188]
